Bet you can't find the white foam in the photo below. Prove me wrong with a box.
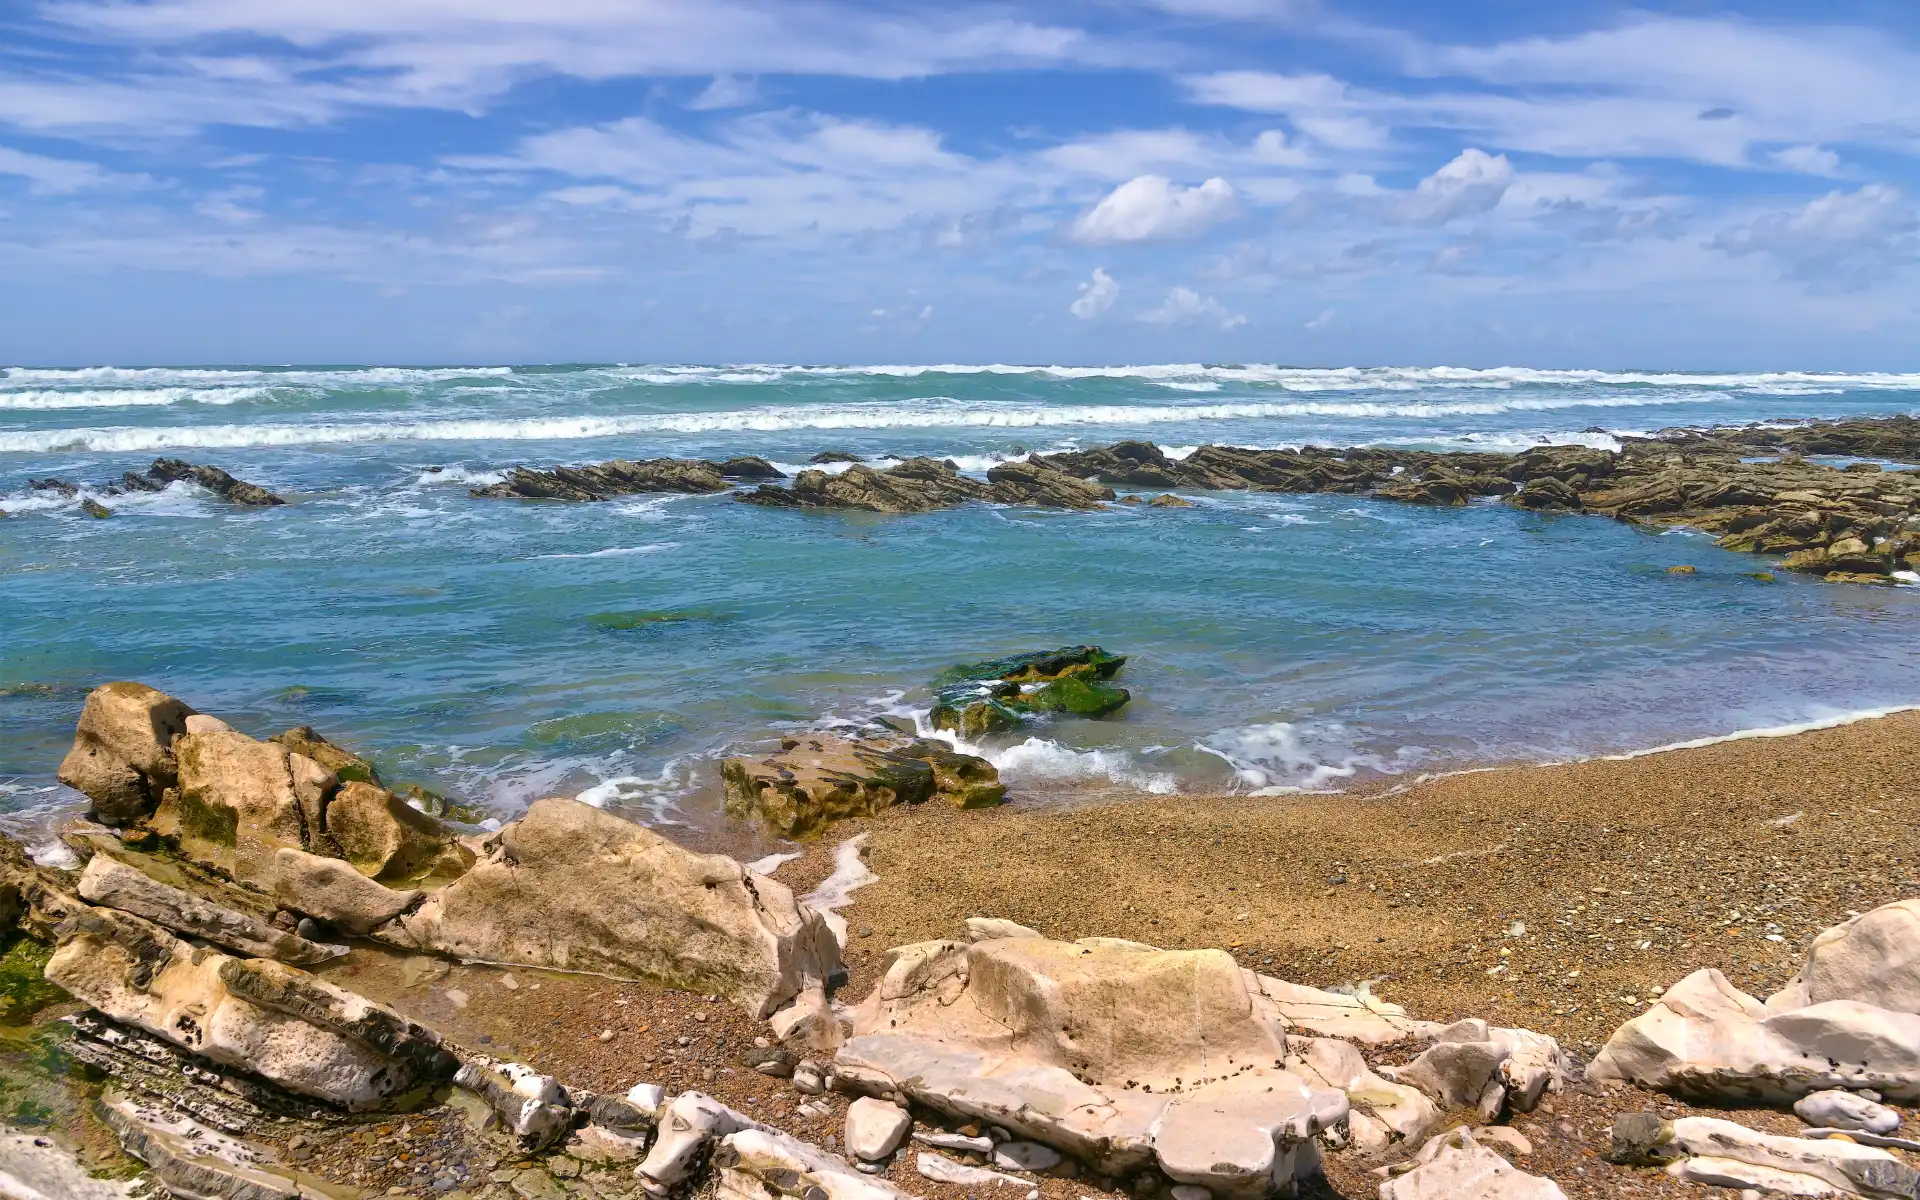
[531,543,679,560]
[1599,704,1920,761]
[747,850,803,876]
[572,760,694,826]
[0,392,1744,454]
[1196,721,1398,795]
[0,386,275,410]
[1,365,512,387]
[988,737,1179,794]
[806,834,881,949]
[412,465,507,488]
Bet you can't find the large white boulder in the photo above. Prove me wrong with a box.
[380,797,841,1021]
[1769,899,1920,1016]
[1590,968,1920,1101]
[47,905,454,1109]
[832,934,1348,1196]
[1384,1018,1567,1119]
[845,1097,912,1162]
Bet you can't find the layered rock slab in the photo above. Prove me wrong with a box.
[380,796,840,1020]
[831,933,1350,1197]
[47,905,454,1110]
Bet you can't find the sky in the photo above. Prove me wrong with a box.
[2,0,1919,367]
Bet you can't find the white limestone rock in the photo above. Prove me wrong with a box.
[833,934,1348,1196]
[845,1097,912,1162]
[1254,976,1442,1045]
[1590,969,1920,1102]
[995,1141,1064,1172]
[1379,1129,1568,1200]
[917,1152,1029,1188]
[1795,1090,1902,1136]
[717,1127,918,1200]
[382,797,840,1020]
[47,905,453,1110]
[1663,1116,1920,1198]
[638,1092,769,1196]
[1769,899,1920,1017]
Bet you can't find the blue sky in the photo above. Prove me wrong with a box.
[2,1,1919,367]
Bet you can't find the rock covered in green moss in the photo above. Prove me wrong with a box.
[721,733,1005,837]
[930,645,1131,737]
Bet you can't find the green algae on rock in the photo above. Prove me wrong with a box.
[930,645,1132,737]
[721,733,1006,838]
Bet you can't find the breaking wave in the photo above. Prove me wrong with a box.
[0,392,1741,454]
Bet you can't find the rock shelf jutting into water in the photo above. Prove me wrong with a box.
[444,414,1920,584]
[8,681,1920,1199]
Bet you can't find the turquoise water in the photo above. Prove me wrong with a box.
[6,363,1920,845]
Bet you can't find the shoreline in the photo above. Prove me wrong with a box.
[819,705,1920,1055]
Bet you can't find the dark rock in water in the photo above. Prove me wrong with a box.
[1037,441,1245,491]
[29,477,77,496]
[473,458,730,500]
[1147,493,1196,508]
[717,455,786,480]
[81,498,114,519]
[146,458,286,506]
[739,460,992,514]
[985,459,1116,509]
[1510,476,1582,511]
[930,645,1131,737]
[810,450,866,464]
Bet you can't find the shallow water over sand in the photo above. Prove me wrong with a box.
[6,363,1920,839]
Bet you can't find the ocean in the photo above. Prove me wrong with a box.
[5,363,1920,850]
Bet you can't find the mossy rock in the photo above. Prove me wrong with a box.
[932,645,1126,688]
[0,937,68,1026]
[929,691,1025,740]
[1017,676,1131,718]
[272,725,382,786]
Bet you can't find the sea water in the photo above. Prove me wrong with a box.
[5,363,1920,844]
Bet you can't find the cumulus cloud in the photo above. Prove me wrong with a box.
[1069,175,1236,244]
[1141,285,1246,329]
[1400,148,1513,225]
[1713,183,1917,287]
[1070,268,1120,319]
[1769,144,1842,176]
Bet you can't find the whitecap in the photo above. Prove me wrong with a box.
[531,543,679,560]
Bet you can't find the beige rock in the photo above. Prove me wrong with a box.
[270,846,420,934]
[1256,976,1441,1045]
[182,714,232,736]
[1590,969,1920,1101]
[845,1097,912,1161]
[270,725,382,785]
[323,780,459,882]
[722,734,1004,837]
[1663,1116,1919,1198]
[384,797,839,1019]
[1795,1090,1902,1135]
[916,1152,1029,1189]
[1289,1037,1438,1144]
[1769,899,1920,1016]
[56,682,195,825]
[719,1128,918,1200]
[964,916,1043,942]
[1379,1129,1567,1199]
[48,905,451,1109]
[77,855,341,965]
[152,728,311,887]
[1386,1019,1566,1119]
[832,934,1347,1195]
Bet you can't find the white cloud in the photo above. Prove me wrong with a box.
[1304,307,1335,330]
[1714,183,1918,287]
[13,0,1097,135]
[1069,175,1236,244]
[1140,285,1246,329]
[1399,148,1513,225]
[1070,268,1119,319]
[687,75,758,111]
[0,145,121,193]
[1770,144,1842,176]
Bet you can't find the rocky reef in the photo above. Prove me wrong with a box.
[736,456,1115,514]
[15,458,286,516]
[471,457,783,501]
